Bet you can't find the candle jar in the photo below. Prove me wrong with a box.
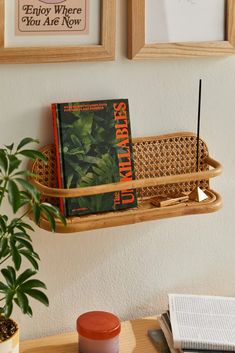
[77,311,121,353]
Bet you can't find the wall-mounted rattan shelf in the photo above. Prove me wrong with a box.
[29,132,222,233]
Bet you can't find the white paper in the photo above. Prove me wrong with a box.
[169,294,235,350]
[146,0,225,44]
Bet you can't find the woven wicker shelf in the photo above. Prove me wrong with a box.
[29,132,222,233]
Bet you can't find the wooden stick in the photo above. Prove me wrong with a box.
[151,195,189,207]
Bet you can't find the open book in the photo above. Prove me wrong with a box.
[169,294,235,351]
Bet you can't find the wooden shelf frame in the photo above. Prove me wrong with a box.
[33,190,222,233]
[29,132,223,233]
[30,156,221,198]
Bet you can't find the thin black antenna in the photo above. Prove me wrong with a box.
[196,79,202,173]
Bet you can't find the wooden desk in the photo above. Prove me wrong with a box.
[20,318,159,353]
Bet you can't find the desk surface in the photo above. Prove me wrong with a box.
[20,317,159,353]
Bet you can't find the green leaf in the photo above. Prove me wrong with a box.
[17,150,47,163]
[40,203,66,226]
[18,191,31,208]
[0,282,9,293]
[65,147,85,156]
[32,204,41,225]
[67,160,88,177]
[1,268,14,287]
[21,279,46,290]
[4,294,13,319]
[0,150,8,173]
[8,155,21,175]
[57,213,67,227]
[8,180,21,213]
[11,242,22,270]
[32,250,40,260]
[4,143,14,152]
[70,134,82,146]
[79,155,101,165]
[26,305,33,317]
[15,178,40,202]
[0,238,9,259]
[16,290,29,314]
[17,222,34,232]
[24,289,49,307]
[16,269,36,286]
[13,171,36,179]
[14,231,32,242]
[67,174,74,189]
[16,238,33,252]
[7,266,16,284]
[92,166,105,176]
[0,216,6,233]
[16,300,33,317]
[17,138,39,151]
[74,114,93,137]
[18,250,39,270]
[39,205,56,232]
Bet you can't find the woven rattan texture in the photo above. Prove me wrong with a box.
[133,135,209,198]
[32,145,59,207]
[31,135,209,203]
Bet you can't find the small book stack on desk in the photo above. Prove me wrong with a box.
[150,294,235,353]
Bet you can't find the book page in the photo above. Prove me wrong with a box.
[169,294,235,350]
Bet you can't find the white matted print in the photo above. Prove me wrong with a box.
[16,0,89,35]
[145,0,226,44]
[5,0,101,47]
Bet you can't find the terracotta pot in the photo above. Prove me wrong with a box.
[0,320,19,353]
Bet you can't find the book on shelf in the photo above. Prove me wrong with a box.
[159,294,235,353]
[52,99,137,217]
[148,329,171,353]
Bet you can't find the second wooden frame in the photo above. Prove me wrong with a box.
[128,0,235,59]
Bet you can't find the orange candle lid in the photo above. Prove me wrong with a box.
[77,311,121,340]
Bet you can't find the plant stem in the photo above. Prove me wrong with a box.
[0,255,11,266]
[18,208,31,221]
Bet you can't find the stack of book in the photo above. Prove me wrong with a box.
[149,294,235,353]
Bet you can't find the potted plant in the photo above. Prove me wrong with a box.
[0,138,66,353]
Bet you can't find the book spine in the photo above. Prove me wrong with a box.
[113,100,137,209]
[51,103,65,216]
[159,317,179,353]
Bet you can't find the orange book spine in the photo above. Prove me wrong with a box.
[51,103,65,215]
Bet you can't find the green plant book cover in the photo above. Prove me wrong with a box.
[52,99,138,217]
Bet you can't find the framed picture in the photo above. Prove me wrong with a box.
[0,0,116,64]
[128,0,235,59]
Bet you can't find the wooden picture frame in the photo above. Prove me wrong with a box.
[0,0,116,64]
[128,0,235,59]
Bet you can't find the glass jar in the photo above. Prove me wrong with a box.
[77,311,121,353]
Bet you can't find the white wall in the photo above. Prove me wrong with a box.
[1,0,235,340]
